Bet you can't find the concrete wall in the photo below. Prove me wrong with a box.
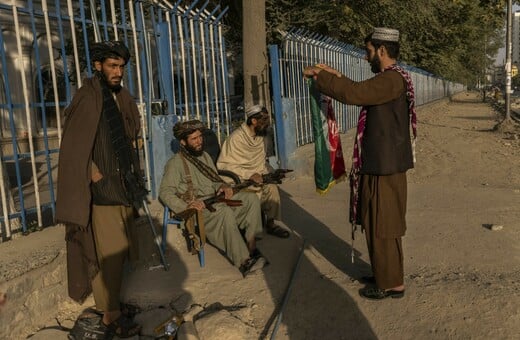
[0,225,68,338]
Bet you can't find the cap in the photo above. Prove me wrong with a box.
[372,27,399,42]
[245,105,267,118]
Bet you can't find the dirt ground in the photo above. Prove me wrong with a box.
[3,91,520,339]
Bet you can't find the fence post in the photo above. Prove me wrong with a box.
[268,44,300,170]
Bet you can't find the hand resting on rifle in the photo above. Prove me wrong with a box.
[249,173,263,185]
[186,199,205,211]
[217,183,233,199]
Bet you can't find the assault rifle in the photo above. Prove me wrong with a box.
[232,168,293,189]
[173,192,242,221]
[172,169,292,221]
[123,170,169,271]
[262,168,293,184]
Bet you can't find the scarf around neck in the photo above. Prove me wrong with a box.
[180,146,224,184]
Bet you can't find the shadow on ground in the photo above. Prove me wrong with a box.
[258,188,377,339]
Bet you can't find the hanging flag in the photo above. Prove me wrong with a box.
[308,79,346,194]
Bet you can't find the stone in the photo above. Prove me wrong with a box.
[195,309,256,339]
[490,224,504,231]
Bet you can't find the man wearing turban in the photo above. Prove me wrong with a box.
[56,40,142,337]
[160,120,268,277]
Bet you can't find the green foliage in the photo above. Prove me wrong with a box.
[212,0,509,86]
[512,74,520,89]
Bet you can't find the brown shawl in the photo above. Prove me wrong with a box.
[55,76,140,302]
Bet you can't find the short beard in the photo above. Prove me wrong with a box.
[370,54,381,74]
[254,126,269,136]
[184,143,204,157]
[95,70,122,92]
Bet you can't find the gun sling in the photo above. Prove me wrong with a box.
[178,153,207,252]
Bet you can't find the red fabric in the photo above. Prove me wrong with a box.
[325,97,346,179]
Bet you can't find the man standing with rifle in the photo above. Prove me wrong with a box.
[159,120,268,277]
[56,41,143,337]
[217,105,291,238]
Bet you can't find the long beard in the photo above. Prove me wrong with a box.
[185,143,204,157]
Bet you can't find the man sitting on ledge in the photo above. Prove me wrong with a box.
[159,120,267,277]
[217,105,290,238]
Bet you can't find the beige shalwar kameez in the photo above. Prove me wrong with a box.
[217,123,281,221]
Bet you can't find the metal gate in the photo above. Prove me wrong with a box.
[0,0,231,239]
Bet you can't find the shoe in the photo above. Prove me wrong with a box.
[358,276,376,284]
[67,311,105,340]
[266,224,290,238]
[250,249,270,264]
[239,256,267,278]
[359,287,405,300]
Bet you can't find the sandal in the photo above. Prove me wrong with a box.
[266,224,290,238]
[359,287,405,300]
[239,255,268,278]
[103,314,142,338]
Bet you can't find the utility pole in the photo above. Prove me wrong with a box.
[242,0,270,112]
[505,0,512,120]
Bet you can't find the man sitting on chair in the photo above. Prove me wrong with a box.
[159,120,267,277]
[217,105,290,238]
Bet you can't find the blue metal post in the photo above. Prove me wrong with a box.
[269,45,288,169]
[0,28,27,231]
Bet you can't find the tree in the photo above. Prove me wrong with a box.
[242,0,270,110]
[214,0,509,86]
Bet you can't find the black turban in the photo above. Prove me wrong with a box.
[90,40,131,65]
[173,120,206,140]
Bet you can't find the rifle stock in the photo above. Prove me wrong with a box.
[173,207,198,221]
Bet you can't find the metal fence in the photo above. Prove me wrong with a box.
[270,29,466,168]
[0,0,231,239]
[0,6,469,240]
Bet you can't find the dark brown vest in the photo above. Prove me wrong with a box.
[361,90,414,175]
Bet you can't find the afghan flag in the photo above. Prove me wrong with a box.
[308,79,346,194]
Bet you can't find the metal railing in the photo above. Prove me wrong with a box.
[0,0,231,239]
[270,29,466,168]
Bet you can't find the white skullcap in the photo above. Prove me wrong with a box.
[372,27,399,42]
[245,105,267,118]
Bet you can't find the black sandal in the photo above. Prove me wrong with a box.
[266,224,290,238]
[359,287,405,300]
[104,314,142,338]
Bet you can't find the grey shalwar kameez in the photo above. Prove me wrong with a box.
[159,151,263,267]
